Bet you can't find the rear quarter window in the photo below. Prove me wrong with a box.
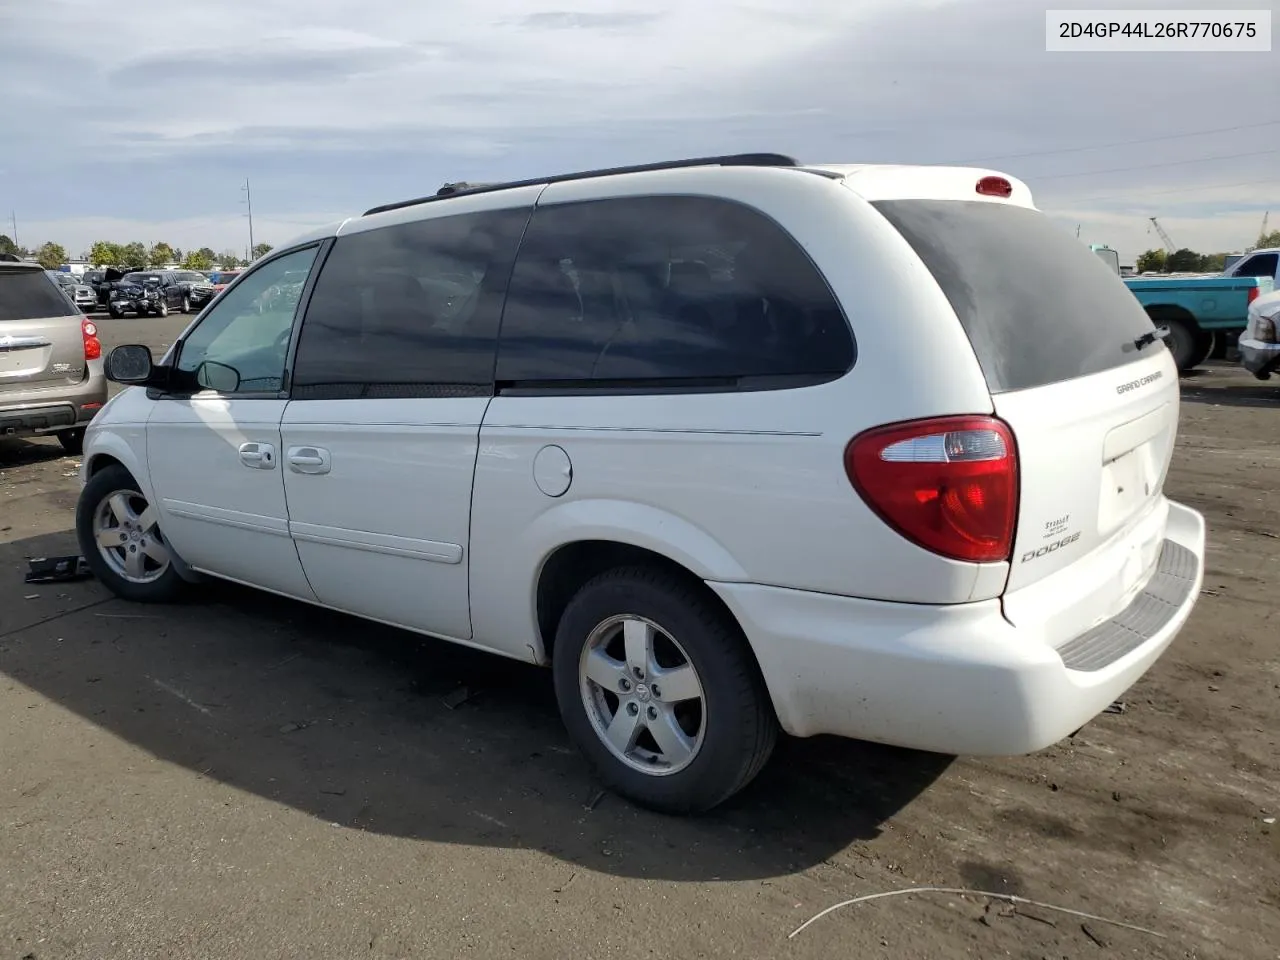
[872,199,1156,393]
[0,269,80,322]
[494,195,854,389]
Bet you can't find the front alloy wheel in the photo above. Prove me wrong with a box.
[92,488,171,584]
[76,464,186,603]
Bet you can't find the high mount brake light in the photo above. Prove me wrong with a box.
[975,176,1013,198]
[845,416,1019,564]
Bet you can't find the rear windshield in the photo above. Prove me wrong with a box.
[0,269,80,322]
[872,199,1156,393]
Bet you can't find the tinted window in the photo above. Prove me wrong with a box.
[495,196,852,387]
[1235,253,1278,278]
[176,246,319,393]
[0,269,79,321]
[292,207,530,394]
[873,199,1156,393]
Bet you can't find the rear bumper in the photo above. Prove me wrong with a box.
[0,367,108,437]
[709,499,1206,756]
[1239,339,1280,379]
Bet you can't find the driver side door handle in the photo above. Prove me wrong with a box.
[238,441,277,470]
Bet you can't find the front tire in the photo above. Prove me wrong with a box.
[181,295,191,313]
[157,301,169,317]
[76,464,186,603]
[108,305,122,318]
[551,566,777,814]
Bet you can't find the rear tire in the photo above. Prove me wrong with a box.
[181,295,191,313]
[76,464,186,603]
[57,428,84,456]
[551,566,777,814]
[108,305,121,318]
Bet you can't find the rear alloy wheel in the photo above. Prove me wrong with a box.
[552,566,777,814]
[76,464,186,603]
[57,428,85,456]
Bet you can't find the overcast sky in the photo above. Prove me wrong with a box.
[1,0,1275,264]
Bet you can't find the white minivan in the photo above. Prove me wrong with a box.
[77,154,1206,813]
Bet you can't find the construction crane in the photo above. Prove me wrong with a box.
[1148,217,1176,254]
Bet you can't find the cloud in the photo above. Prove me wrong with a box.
[1,0,1274,258]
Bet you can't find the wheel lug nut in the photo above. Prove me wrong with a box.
[626,702,639,716]
[633,667,643,679]
[651,685,661,698]
[647,705,658,721]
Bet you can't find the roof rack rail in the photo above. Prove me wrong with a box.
[362,152,800,217]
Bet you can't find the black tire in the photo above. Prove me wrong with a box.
[1188,331,1216,368]
[108,306,122,318]
[181,295,191,313]
[57,428,85,456]
[1162,318,1200,372]
[76,463,186,603]
[157,301,169,317]
[551,565,777,814]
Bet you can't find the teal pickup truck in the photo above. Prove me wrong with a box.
[1123,276,1273,371]
[1088,246,1275,371]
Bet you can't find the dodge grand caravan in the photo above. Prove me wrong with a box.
[75,154,1206,813]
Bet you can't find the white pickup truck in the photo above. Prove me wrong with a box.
[1223,247,1280,285]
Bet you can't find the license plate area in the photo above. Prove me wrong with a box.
[1098,442,1159,535]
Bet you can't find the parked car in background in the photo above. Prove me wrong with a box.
[78,154,1206,814]
[1239,289,1280,380]
[170,270,216,312]
[208,269,242,298]
[1123,275,1272,371]
[47,270,98,312]
[1224,247,1280,285]
[1,259,106,454]
[108,270,185,318]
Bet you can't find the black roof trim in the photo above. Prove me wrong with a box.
[362,152,801,217]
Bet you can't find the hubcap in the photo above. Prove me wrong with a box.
[92,488,171,584]
[578,614,706,776]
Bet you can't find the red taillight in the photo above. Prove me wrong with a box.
[845,416,1019,564]
[1247,286,1260,305]
[81,317,101,360]
[975,175,1013,198]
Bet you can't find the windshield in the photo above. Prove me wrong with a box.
[123,272,163,285]
[873,199,1157,393]
[47,270,75,286]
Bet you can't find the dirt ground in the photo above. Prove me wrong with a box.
[2,319,1277,959]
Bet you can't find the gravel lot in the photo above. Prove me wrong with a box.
[2,314,1277,959]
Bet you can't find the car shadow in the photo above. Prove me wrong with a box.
[0,437,70,469]
[1180,379,1279,408]
[0,528,952,883]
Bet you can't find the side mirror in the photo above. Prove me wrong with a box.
[195,360,240,393]
[105,344,155,383]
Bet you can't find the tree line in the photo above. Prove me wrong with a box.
[1135,229,1280,274]
[0,235,274,272]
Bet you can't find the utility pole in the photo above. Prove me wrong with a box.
[10,211,16,246]
[241,178,255,259]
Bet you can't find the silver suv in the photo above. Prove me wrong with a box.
[0,258,107,455]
